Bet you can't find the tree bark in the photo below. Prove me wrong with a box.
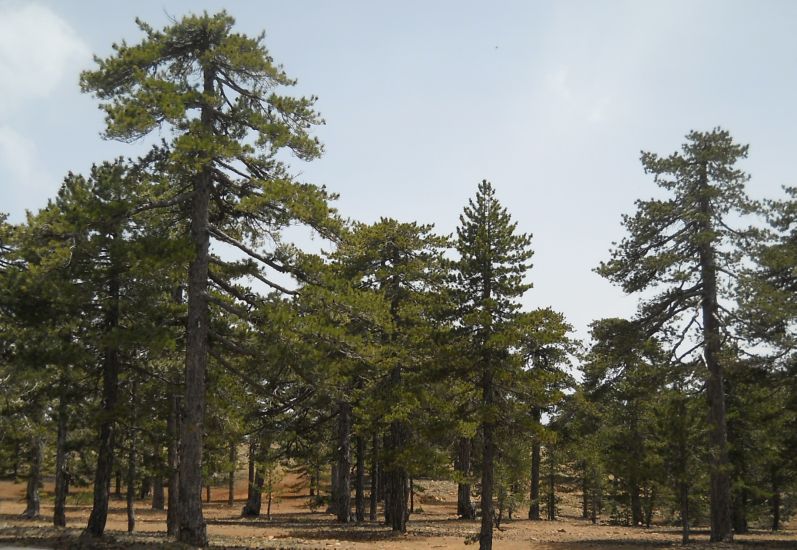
[369,434,379,521]
[546,446,556,521]
[21,432,42,519]
[479,368,495,550]
[85,267,120,537]
[242,467,264,516]
[127,431,136,532]
[152,442,165,511]
[242,441,264,517]
[166,390,180,536]
[335,402,352,523]
[680,481,689,544]
[581,465,589,520]
[732,488,748,534]
[529,407,542,520]
[355,434,365,522]
[176,64,215,548]
[771,468,781,531]
[630,479,642,526]
[228,442,236,506]
[54,385,69,527]
[328,461,339,516]
[456,437,476,519]
[697,165,733,543]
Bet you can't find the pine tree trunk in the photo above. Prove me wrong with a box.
[176,65,214,549]
[151,441,165,511]
[771,468,781,531]
[152,474,165,510]
[127,434,136,532]
[581,466,589,520]
[242,466,264,516]
[385,418,409,531]
[85,268,120,536]
[479,368,495,550]
[546,446,556,521]
[456,437,476,519]
[166,390,180,536]
[630,479,642,526]
[54,386,68,527]
[328,461,338,516]
[115,469,122,497]
[697,168,733,543]
[529,408,542,520]
[335,402,352,523]
[22,432,42,519]
[680,481,689,545]
[644,485,655,528]
[732,488,748,534]
[369,434,378,521]
[206,485,211,503]
[247,441,256,504]
[355,434,365,522]
[242,440,264,517]
[266,471,273,520]
[410,477,414,514]
[228,442,236,506]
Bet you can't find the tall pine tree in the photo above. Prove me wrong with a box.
[80,12,339,545]
[454,180,533,550]
[598,128,757,541]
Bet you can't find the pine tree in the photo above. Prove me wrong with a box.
[598,128,758,541]
[80,12,339,545]
[453,180,533,550]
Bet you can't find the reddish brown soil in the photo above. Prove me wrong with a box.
[1,477,795,549]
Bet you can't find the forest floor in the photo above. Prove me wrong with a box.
[1,476,796,549]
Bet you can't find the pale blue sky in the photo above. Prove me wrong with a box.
[2,0,796,338]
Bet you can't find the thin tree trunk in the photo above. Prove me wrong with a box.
[697,166,733,543]
[21,432,42,519]
[410,477,414,514]
[771,468,781,531]
[328,461,338,515]
[456,437,475,519]
[630,480,642,526]
[127,433,136,532]
[355,434,365,522]
[529,407,541,520]
[385,423,409,531]
[54,385,69,527]
[732,488,748,534]
[266,468,273,520]
[228,442,236,506]
[581,465,589,520]
[206,485,211,503]
[479,368,495,550]
[335,402,352,523]
[152,442,165,511]
[242,466,264,516]
[546,446,556,521]
[369,434,378,521]
[115,469,122,497]
[127,379,137,533]
[242,440,264,517]
[166,390,180,536]
[85,268,120,537]
[247,441,256,504]
[177,64,214,549]
[680,481,689,544]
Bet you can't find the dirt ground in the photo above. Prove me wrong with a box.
[1,476,796,549]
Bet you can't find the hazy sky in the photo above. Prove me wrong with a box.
[2,0,796,339]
